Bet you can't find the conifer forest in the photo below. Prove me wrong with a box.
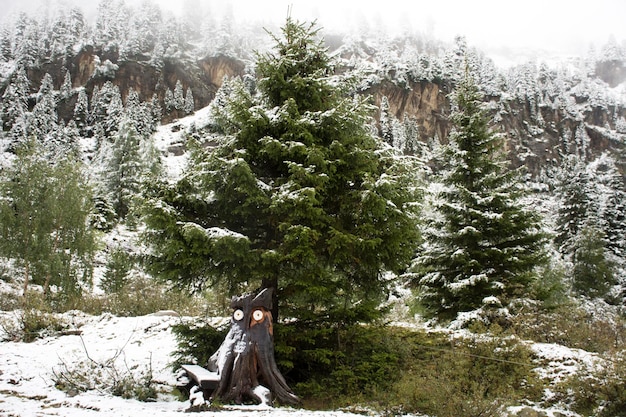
[1,2,626,416]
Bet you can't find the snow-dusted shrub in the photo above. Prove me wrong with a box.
[509,301,626,354]
[0,293,65,342]
[53,354,157,401]
[389,329,542,417]
[81,275,203,317]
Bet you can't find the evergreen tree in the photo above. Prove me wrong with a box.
[100,247,133,293]
[0,26,12,61]
[105,89,124,136]
[571,225,616,299]
[48,12,69,59]
[149,93,162,126]
[164,87,174,111]
[143,18,421,323]
[93,0,125,52]
[13,12,29,54]
[603,168,626,262]
[379,96,393,145]
[67,7,85,47]
[60,70,72,99]
[73,89,89,136]
[1,67,30,132]
[554,155,596,254]
[102,117,143,220]
[413,72,547,320]
[0,139,96,296]
[173,80,184,111]
[138,132,163,181]
[89,81,122,137]
[29,73,59,142]
[401,115,421,156]
[14,18,39,67]
[208,76,237,133]
[184,87,194,114]
[150,35,165,68]
[124,89,157,139]
[60,120,81,158]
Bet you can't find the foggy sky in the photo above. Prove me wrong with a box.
[1,0,625,65]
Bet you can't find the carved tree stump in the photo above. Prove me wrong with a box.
[208,288,299,405]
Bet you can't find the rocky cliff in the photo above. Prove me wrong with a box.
[14,47,626,178]
[25,47,245,123]
[366,77,626,177]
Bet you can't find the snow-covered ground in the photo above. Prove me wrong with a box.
[0,311,373,417]
[153,104,216,181]
[0,306,600,417]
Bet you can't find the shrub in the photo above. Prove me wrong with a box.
[53,354,157,402]
[173,321,543,415]
[273,323,407,407]
[171,322,229,370]
[0,292,65,342]
[389,331,542,417]
[103,275,203,317]
[74,275,205,317]
[509,302,626,354]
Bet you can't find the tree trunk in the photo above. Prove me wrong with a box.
[207,289,299,406]
[22,262,30,296]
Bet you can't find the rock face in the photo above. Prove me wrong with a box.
[24,48,247,124]
[367,80,452,144]
[367,78,626,177]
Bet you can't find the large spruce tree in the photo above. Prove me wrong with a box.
[143,18,421,323]
[413,72,547,320]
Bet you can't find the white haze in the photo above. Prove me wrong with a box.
[0,0,625,67]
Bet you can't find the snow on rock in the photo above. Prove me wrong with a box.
[153,105,216,182]
[531,342,600,383]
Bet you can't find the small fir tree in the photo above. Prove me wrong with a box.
[571,225,616,299]
[100,247,133,293]
[184,87,194,114]
[413,72,547,320]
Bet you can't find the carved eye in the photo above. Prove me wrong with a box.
[252,309,264,322]
[233,309,244,321]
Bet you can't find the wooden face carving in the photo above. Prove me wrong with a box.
[209,288,298,406]
[230,288,274,336]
